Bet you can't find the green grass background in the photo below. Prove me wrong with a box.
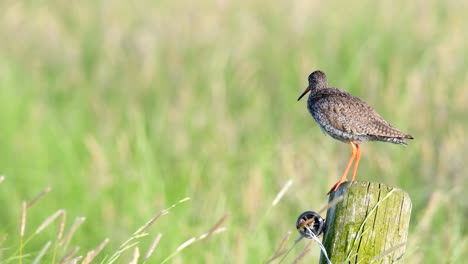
[0,0,467,263]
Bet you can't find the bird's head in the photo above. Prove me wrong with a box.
[297,70,328,101]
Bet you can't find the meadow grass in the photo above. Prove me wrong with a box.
[0,0,467,263]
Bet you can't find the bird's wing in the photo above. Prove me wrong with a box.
[312,89,409,138]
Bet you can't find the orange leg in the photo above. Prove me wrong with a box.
[327,141,358,194]
[351,144,361,181]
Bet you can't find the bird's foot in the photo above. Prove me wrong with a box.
[327,180,348,195]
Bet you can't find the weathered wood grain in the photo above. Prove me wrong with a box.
[320,181,412,264]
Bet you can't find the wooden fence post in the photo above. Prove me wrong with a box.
[320,181,412,263]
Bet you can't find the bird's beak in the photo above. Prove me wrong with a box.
[297,86,311,101]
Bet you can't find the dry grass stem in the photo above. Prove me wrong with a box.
[177,197,191,203]
[105,197,193,263]
[64,255,82,264]
[59,246,80,264]
[319,194,344,213]
[20,201,27,237]
[177,237,196,251]
[292,241,312,264]
[161,197,191,215]
[199,227,227,240]
[371,242,407,262]
[138,197,191,234]
[82,238,110,264]
[144,233,162,261]
[266,231,292,263]
[60,217,86,248]
[137,211,168,235]
[200,214,229,241]
[129,246,140,264]
[81,251,95,263]
[57,211,67,240]
[416,191,442,231]
[272,180,293,206]
[35,209,65,235]
[274,231,292,256]
[32,240,52,264]
[27,187,52,208]
[161,224,227,264]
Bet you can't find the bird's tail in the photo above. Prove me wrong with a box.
[377,132,414,145]
[372,120,414,145]
[382,136,413,145]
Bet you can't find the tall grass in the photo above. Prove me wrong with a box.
[0,0,467,262]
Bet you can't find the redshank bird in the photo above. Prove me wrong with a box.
[298,70,413,194]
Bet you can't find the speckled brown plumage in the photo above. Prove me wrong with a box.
[297,70,413,194]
